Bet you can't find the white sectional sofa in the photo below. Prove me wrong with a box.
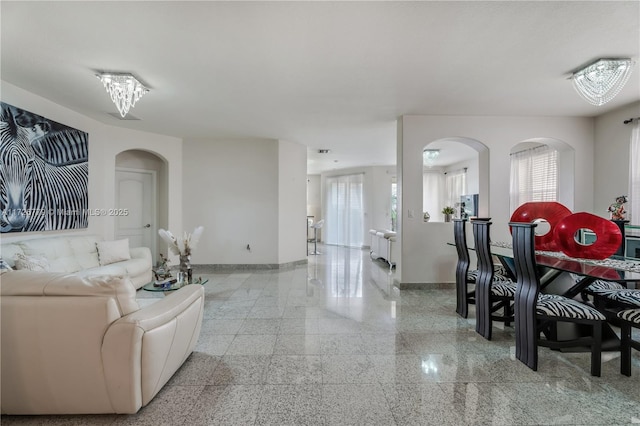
[0,271,204,414]
[0,234,152,288]
[369,229,397,268]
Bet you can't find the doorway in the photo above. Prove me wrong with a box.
[115,168,157,261]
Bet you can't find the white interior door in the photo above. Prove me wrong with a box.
[115,168,157,261]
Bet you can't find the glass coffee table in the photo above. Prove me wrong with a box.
[142,278,209,292]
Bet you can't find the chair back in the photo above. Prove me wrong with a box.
[453,219,471,317]
[472,220,495,338]
[510,222,540,370]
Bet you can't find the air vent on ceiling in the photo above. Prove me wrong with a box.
[318,149,331,154]
[108,112,141,121]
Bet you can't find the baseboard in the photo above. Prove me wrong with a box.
[395,282,456,290]
[192,259,308,272]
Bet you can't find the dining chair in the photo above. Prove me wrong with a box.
[617,308,640,376]
[510,222,606,377]
[589,288,640,311]
[453,218,510,319]
[453,218,475,318]
[472,220,516,340]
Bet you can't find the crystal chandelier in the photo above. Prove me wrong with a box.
[96,72,149,117]
[423,149,440,166]
[571,58,634,106]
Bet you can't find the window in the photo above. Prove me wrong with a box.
[445,168,466,213]
[510,145,558,213]
[630,124,640,225]
[423,171,444,221]
[324,173,364,247]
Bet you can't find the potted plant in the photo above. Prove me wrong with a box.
[441,206,456,222]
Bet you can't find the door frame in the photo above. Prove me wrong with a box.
[115,167,158,262]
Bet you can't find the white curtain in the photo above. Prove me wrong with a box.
[630,123,640,225]
[445,169,466,213]
[423,171,444,221]
[325,173,364,247]
[510,145,558,213]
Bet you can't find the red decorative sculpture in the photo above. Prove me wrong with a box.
[510,202,572,250]
[554,212,622,260]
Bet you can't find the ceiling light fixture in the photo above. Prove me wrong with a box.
[96,72,149,118]
[423,149,440,166]
[571,58,634,106]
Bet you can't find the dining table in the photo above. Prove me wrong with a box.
[489,241,640,296]
[487,241,640,351]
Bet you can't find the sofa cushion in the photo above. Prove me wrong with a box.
[14,253,50,272]
[97,239,131,266]
[68,236,101,270]
[18,237,84,272]
[79,258,149,281]
[1,271,139,316]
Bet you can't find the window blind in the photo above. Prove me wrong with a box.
[510,145,558,213]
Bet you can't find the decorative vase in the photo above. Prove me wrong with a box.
[444,214,452,223]
[179,255,192,283]
[423,212,430,222]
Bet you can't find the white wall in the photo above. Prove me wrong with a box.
[278,139,307,264]
[594,101,640,222]
[182,138,307,266]
[0,82,183,250]
[182,138,278,264]
[398,114,594,284]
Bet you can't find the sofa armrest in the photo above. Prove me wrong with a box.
[129,246,152,263]
[101,285,204,413]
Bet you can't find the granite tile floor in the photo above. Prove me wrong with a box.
[3,244,639,425]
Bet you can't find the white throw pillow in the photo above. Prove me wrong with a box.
[96,239,131,266]
[13,253,50,271]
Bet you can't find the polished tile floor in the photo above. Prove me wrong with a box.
[3,244,639,425]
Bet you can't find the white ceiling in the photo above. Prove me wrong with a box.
[2,1,639,174]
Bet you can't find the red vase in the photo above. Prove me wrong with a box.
[553,212,622,260]
[510,202,572,251]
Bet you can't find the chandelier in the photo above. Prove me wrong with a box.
[423,149,440,166]
[571,59,634,106]
[96,72,149,117]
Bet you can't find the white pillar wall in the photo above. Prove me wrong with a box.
[397,115,594,285]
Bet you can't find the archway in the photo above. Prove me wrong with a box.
[114,149,169,262]
[422,137,490,222]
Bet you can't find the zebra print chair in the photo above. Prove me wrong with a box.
[618,308,640,376]
[586,287,640,326]
[574,275,627,303]
[472,220,516,340]
[510,222,606,377]
[453,218,510,319]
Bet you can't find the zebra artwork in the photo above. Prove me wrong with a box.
[0,102,89,232]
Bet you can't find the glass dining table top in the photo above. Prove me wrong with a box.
[489,241,640,282]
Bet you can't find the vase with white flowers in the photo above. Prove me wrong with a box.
[158,226,204,284]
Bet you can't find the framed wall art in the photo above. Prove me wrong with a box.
[1,102,89,232]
